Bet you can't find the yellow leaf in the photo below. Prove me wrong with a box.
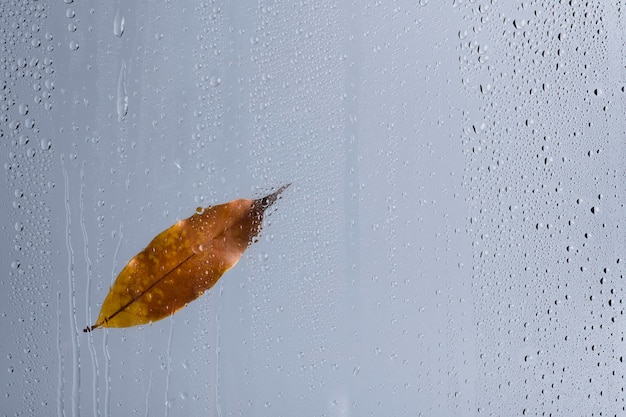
[84,184,289,332]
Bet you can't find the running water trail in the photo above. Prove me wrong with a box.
[80,162,101,417]
[61,154,81,417]
[165,317,175,417]
[215,309,222,417]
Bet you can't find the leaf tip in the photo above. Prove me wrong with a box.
[256,183,291,210]
[83,323,99,332]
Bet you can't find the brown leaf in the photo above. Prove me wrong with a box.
[84,184,289,332]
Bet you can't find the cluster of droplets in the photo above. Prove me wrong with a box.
[1,12,55,127]
[189,0,227,197]
[63,0,81,51]
[1,1,57,416]
[458,0,624,415]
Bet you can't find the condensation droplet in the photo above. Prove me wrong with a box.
[114,9,125,37]
[209,76,221,87]
[69,40,79,51]
[513,19,526,29]
[40,138,52,150]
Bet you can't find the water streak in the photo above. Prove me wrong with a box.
[61,154,81,417]
[104,224,122,417]
[56,291,64,417]
[215,310,222,417]
[80,162,100,417]
[144,371,153,417]
[165,318,175,417]
[117,60,128,121]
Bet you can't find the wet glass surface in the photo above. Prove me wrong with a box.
[1,1,624,416]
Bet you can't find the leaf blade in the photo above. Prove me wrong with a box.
[85,185,289,332]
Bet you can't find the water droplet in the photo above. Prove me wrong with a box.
[18,104,29,115]
[69,40,79,51]
[40,138,52,150]
[513,19,526,29]
[209,75,221,87]
[114,10,125,37]
[472,122,486,134]
[18,103,28,116]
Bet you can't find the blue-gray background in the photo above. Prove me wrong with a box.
[2,1,624,416]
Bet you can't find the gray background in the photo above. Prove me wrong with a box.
[1,1,624,416]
